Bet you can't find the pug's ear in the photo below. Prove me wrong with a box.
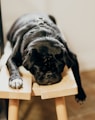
[48,15,57,24]
[62,48,74,68]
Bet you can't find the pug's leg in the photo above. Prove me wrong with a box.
[71,56,86,102]
[64,43,86,102]
[6,40,23,89]
[70,54,86,102]
[7,56,23,89]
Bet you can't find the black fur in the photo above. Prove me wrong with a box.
[6,13,86,102]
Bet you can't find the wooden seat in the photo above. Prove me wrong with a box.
[0,65,78,120]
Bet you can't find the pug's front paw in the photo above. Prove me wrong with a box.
[9,78,23,89]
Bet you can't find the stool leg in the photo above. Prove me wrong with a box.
[8,99,19,120]
[55,97,68,120]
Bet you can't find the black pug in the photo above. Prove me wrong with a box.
[6,13,86,102]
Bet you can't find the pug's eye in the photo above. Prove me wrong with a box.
[55,54,58,59]
[55,54,60,59]
[55,53,63,60]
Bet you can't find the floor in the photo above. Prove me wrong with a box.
[18,69,95,120]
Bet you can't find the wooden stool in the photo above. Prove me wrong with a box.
[0,65,78,120]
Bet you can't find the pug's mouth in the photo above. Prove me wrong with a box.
[35,72,62,85]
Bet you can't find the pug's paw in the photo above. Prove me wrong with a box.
[75,87,86,103]
[9,78,23,89]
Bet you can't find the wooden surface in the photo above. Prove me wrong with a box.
[0,65,78,100]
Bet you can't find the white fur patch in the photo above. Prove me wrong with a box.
[9,78,23,89]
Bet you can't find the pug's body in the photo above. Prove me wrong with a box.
[6,13,86,102]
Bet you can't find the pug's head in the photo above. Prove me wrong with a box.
[22,37,73,85]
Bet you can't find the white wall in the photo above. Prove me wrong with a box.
[1,0,95,71]
[1,0,47,37]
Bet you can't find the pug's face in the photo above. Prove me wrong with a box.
[22,38,72,85]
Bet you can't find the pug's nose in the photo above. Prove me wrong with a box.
[46,72,53,79]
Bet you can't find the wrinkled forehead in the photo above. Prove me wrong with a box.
[29,38,64,55]
[38,45,62,56]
